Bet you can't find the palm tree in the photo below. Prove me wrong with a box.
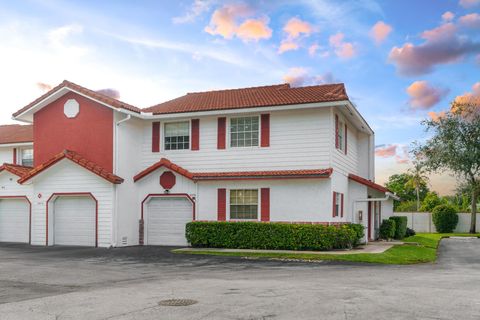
[405,161,429,211]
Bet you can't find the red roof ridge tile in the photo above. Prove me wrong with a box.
[18,149,124,184]
[134,158,332,182]
[0,163,33,177]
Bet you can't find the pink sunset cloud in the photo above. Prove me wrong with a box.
[442,11,455,22]
[388,22,480,75]
[407,81,448,109]
[454,82,480,105]
[459,13,480,29]
[329,33,356,59]
[459,0,480,8]
[96,88,120,99]
[204,4,272,42]
[369,21,393,44]
[282,68,337,87]
[36,82,52,92]
[375,144,397,158]
[278,17,313,54]
[428,111,447,122]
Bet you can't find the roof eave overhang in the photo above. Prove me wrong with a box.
[0,141,33,148]
[194,174,331,181]
[13,87,141,123]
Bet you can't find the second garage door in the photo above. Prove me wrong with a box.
[0,198,29,243]
[146,197,192,246]
[53,196,96,246]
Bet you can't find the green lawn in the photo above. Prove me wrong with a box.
[173,233,480,265]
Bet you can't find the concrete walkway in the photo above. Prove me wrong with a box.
[175,241,402,255]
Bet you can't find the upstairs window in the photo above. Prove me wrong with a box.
[230,189,258,220]
[164,121,189,150]
[230,117,259,147]
[337,121,345,151]
[21,149,33,167]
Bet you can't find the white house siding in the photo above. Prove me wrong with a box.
[0,171,33,199]
[196,179,332,222]
[0,147,14,164]
[27,159,114,247]
[348,181,368,242]
[140,108,332,172]
[114,114,144,246]
[331,109,359,177]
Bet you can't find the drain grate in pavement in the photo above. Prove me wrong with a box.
[158,299,198,306]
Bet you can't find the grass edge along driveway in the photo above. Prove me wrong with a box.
[173,233,480,265]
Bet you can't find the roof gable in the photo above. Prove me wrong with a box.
[143,83,348,115]
[348,173,390,193]
[13,80,141,121]
[18,150,123,184]
[0,163,32,178]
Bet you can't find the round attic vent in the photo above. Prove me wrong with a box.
[64,99,79,118]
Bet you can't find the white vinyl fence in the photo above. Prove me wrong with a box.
[393,212,480,233]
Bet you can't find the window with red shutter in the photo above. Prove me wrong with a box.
[152,122,160,152]
[217,117,226,149]
[191,119,199,150]
[260,114,270,147]
[261,188,270,221]
[217,188,226,221]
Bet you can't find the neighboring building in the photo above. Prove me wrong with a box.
[0,80,397,247]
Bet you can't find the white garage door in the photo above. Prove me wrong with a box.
[0,199,29,243]
[146,197,192,246]
[54,196,95,246]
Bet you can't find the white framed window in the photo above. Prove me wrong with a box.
[164,121,190,150]
[333,192,343,217]
[21,148,34,167]
[230,189,258,220]
[230,116,259,147]
[337,121,344,151]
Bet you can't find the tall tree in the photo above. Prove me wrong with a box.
[385,173,429,209]
[415,99,480,233]
[405,161,429,211]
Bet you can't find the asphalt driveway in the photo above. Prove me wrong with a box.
[0,238,479,319]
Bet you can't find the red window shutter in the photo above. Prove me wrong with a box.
[335,115,339,149]
[152,122,160,152]
[341,193,344,217]
[12,148,17,165]
[261,188,270,221]
[217,117,226,149]
[332,192,336,217]
[191,119,200,150]
[260,114,270,147]
[217,188,226,221]
[344,123,348,155]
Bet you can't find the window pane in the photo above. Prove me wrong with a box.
[164,121,189,150]
[21,149,34,167]
[230,117,259,148]
[230,189,258,219]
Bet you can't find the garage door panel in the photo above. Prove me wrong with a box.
[0,199,29,243]
[54,196,95,247]
[146,197,192,246]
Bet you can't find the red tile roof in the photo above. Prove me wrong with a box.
[134,158,332,182]
[13,80,141,117]
[143,83,348,115]
[0,163,32,177]
[18,150,124,184]
[348,173,390,193]
[0,125,33,144]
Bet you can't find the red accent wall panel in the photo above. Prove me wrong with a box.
[260,114,270,147]
[152,122,160,152]
[335,114,339,149]
[33,91,113,171]
[344,123,348,155]
[217,188,226,221]
[261,188,270,221]
[341,193,344,217]
[217,117,226,149]
[332,192,336,217]
[191,119,199,150]
[12,148,17,165]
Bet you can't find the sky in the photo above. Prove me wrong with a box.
[0,0,479,195]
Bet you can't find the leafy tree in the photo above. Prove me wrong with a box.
[385,173,429,210]
[420,191,444,212]
[415,100,480,233]
[406,161,430,211]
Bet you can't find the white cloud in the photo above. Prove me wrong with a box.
[172,0,215,24]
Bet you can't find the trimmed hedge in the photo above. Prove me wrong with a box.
[432,204,458,233]
[185,222,364,251]
[389,216,407,239]
[379,219,396,240]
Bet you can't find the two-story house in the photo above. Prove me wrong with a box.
[0,80,397,247]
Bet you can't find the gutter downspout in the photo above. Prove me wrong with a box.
[113,114,132,247]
